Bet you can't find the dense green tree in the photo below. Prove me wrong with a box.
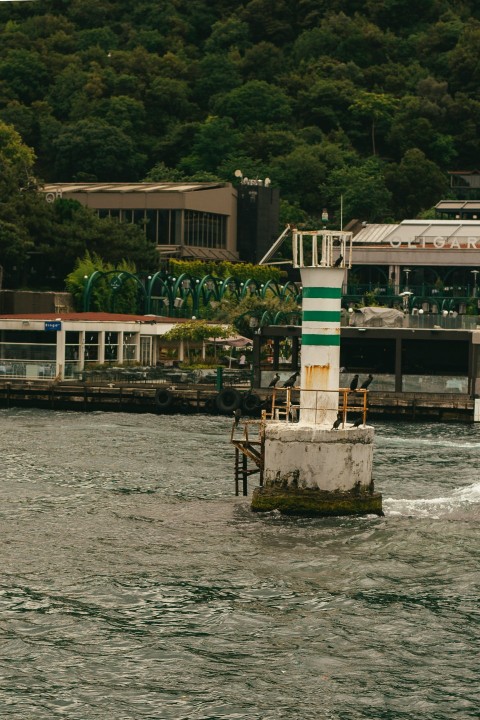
[239,42,285,83]
[295,77,359,134]
[162,320,233,363]
[293,13,399,68]
[321,156,393,224]
[0,100,36,148]
[411,10,464,75]
[348,91,399,156]
[269,140,357,213]
[2,0,480,274]
[241,0,297,44]
[240,127,297,162]
[387,94,456,166]
[144,161,187,182]
[365,0,438,32]
[204,16,251,53]
[31,198,157,282]
[0,121,37,283]
[384,148,449,218]
[47,64,90,119]
[212,80,292,128]
[192,54,242,107]
[145,77,197,133]
[445,93,480,167]
[0,49,50,105]
[53,118,147,180]
[446,22,480,94]
[180,116,242,174]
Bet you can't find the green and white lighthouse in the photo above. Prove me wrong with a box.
[251,229,383,517]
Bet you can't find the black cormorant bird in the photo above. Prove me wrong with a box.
[360,374,374,390]
[349,374,359,391]
[333,255,343,267]
[332,414,342,430]
[234,408,242,427]
[283,371,299,388]
[352,416,364,428]
[268,373,280,388]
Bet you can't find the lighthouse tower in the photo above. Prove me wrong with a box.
[251,229,382,517]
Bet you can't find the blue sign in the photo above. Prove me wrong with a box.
[45,321,62,331]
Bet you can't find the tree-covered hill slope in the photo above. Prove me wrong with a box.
[1,0,480,224]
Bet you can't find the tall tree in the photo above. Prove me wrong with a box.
[384,148,448,219]
[0,121,36,283]
[348,91,398,156]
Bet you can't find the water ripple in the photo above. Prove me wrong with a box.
[0,410,479,719]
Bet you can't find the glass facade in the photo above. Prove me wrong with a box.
[84,331,99,364]
[105,331,119,362]
[0,329,57,378]
[65,330,80,378]
[123,332,137,361]
[184,210,226,248]
[96,208,226,247]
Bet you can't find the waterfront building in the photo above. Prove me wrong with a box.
[41,180,279,265]
[0,313,205,381]
[343,218,480,311]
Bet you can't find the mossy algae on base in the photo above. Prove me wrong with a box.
[251,485,383,517]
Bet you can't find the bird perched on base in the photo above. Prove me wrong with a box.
[333,255,343,267]
[233,408,242,427]
[283,371,299,388]
[360,374,374,390]
[268,373,280,388]
[351,416,364,428]
[332,413,342,430]
[349,374,359,391]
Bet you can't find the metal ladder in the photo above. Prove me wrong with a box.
[231,418,265,496]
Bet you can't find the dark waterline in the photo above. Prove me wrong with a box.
[0,409,478,719]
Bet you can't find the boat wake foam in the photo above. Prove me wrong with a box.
[384,481,480,518]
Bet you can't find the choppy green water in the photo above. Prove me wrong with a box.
[0,409,478,719]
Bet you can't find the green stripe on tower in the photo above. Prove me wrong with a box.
[303,310,341,322]
[302,287,342,299]
[302,333,341,346]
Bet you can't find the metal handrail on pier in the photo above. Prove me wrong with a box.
[263,386,369,427]
[230,387,371,495]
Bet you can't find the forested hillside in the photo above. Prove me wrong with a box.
[1,0,480,227]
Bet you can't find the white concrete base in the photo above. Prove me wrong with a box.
[263,422,374,493]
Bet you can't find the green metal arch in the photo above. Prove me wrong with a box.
[261,279,281,299]
[146,271,173,314]
[83,270,147,312]
[218,276,241,301]
[240,278,260,300]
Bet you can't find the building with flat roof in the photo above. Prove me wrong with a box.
[42,180,280,265]
[348,219,480,302]
[0,312,202,381]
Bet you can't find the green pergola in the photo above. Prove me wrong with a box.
[82,270,302,321]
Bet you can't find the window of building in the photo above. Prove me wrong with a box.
[84,331,99,363]
[0,329,57,378]
[184,210,226,248]
[157,209,177,245]
[105,331,119,362]
[65,331,80,377]
[123,332,137,362]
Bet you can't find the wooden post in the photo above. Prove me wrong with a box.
[242,452,248,496]
[235,447,240,496]
[395,335,402,392]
